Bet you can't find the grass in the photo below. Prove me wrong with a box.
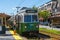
[39,28,60,35]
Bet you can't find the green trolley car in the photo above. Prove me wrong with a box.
[15,8,39,36]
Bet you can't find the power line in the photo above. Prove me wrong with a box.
[37,0,51,8]
[17,0,37,7]
[17,0,26,7]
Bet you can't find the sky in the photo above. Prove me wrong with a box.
[0,0,51,15]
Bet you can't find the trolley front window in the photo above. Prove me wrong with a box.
[32,15,38,22]
[24,15,38,22]
[24,15,31,22]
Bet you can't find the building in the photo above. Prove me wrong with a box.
[38,1,52,13]
[0,13,11,26]
[39,0,60,27]
[50,0,60,28]
[38,1,52,25]
[38,0,60,15]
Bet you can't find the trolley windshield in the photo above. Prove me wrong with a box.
[32,15,38,22]
[24,15,38,22]
[24,15,31,22]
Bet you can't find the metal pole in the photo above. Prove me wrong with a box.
[16,7,20,32]
[16,6,20,24]
[16,7,20,13]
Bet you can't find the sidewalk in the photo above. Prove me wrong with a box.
[0,30,22,40]
[10,30,22,40]
[0,31,15,40]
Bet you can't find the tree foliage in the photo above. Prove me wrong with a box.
[32,5,38,10]
[38,10,51,20]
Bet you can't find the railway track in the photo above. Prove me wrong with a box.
[21,33,51,40]
[40,31,60,40]
[51,37,60,40]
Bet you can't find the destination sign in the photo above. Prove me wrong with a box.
[26,10,37,13]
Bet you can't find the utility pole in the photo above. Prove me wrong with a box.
[16,6,20,31]
[16,6,20,13]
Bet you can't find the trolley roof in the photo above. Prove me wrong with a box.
[19,7,37,13]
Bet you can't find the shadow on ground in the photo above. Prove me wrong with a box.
[38,33,50,39]
[0,34,13,36]
[21,33,51,39]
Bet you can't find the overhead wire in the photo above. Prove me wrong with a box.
[37,0,51,7]
[17,0,46,8]
[17,0,26,7]
[17,0,37,7]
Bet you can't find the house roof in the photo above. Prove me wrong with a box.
[0,13,11,20]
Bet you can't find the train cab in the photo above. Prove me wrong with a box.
[15,7,39,36]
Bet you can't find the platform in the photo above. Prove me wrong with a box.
[0,30,22,40]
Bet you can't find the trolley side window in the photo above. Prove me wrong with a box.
[32,15,38,22]
[24,15,31,22]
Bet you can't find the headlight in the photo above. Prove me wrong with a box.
[36,26,38,28]
[25,26,27,28]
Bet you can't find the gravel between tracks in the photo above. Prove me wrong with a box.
[40,31,60,40]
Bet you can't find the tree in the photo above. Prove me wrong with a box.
[38,10,51,21]
[32,5,38,10]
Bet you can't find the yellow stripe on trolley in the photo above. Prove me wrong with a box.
[10,30,22,40]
